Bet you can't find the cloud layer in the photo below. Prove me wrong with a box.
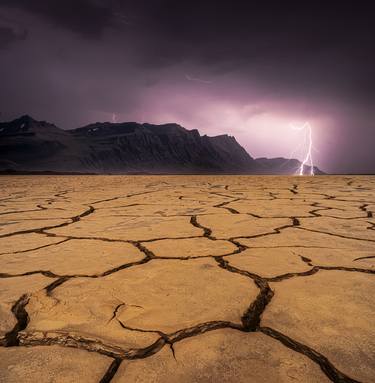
[1,0,374,173]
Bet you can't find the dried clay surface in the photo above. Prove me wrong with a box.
[0,175,374,383]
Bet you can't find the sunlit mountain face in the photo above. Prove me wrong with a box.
[0,1,374,173]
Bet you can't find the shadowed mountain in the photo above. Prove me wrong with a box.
[0,116,322,174]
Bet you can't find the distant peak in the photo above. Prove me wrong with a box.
[18,115,35,122]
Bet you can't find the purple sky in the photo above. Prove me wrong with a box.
[1,1,374,173]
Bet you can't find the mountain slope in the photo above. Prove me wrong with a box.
[0,116,321,174]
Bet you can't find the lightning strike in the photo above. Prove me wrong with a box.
[290,121,315,176]
[112,113,118,123]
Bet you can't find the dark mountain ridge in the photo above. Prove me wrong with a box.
[0,115,322,174]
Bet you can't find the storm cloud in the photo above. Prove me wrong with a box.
[0,0,374,173]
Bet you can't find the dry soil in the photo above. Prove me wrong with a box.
[0,175,374,382]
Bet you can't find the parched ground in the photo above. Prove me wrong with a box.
[0,175,374,383]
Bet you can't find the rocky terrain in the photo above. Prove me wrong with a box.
[0,116,320,174]
[0,175,374,382]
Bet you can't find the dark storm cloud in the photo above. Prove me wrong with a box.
[131,1,375,101]
[129,2,371,58]
[0,0,374,173]
[0,25,26,49]
[1,0,115,38]
[0,13,27,49]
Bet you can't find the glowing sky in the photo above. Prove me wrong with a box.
[0,1,374,173]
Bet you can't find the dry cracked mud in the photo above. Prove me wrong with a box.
[0,175,374,382]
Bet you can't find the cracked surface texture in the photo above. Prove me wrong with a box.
[0,346,111,382]
[0,175,374,382]
[113,330,330,383]
[263,271,375,382]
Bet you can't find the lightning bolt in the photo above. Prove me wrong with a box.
[112,113,118,123]
[290,121,315,176]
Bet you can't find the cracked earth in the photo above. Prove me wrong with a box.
[0,175,374,383]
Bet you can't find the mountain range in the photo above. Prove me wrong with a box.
[0,115,322,174]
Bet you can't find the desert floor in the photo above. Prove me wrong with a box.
[0,175,374,383]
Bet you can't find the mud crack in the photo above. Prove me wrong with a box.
[2,294,30,347]
[259,327,360,383]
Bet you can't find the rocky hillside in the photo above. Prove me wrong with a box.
[0,115,321,174]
